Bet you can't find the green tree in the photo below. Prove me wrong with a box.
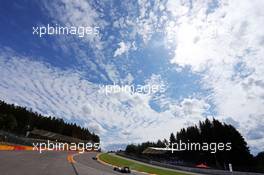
[169,133,176,143]
[0,100,100,142]
[255,152,264,172]
[0,114,5,129]
[5,114,17,131]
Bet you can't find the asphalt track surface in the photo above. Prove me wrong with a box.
[0,151,144,175]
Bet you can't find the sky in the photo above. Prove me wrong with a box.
[0,0,263,154]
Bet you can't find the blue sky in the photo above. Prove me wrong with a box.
[0,0,264,154]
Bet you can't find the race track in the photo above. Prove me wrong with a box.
[0,151,143,175]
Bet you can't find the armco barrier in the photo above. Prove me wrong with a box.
[0,145,15,150]
[0,144,33,151]
[116,153,264,175]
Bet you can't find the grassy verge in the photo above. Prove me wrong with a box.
[98,153,190,175]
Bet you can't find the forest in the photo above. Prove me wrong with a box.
[0,100,99,142]
[126,118,264,172]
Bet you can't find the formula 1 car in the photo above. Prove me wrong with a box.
[113,166,131,173]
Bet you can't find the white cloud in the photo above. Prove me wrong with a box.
[122,73,134,85]
[163,98,210,122]
[113,41,130,57]
[118,0,167,44]
[84,121,106,135]
[166,0,191,17]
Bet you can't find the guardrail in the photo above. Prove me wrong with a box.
[116,152,264,175]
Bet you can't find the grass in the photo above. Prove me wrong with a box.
[98,153,190,175]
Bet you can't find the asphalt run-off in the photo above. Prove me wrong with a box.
[0,151,146,175]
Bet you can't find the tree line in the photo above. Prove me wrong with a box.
[126,118,263,172]
[0,100,99,142]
